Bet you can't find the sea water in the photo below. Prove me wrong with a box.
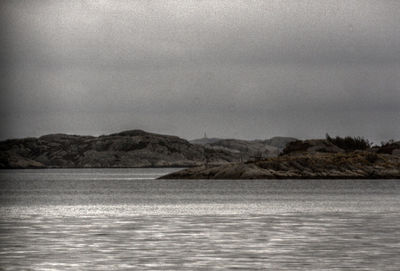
[1,168,400,270]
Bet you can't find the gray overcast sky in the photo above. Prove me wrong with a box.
[1,0,399,142]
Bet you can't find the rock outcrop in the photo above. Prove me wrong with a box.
[0,130,240,169]
[160,151,400,179]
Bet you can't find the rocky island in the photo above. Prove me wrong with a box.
[0,130,292,169]
[0,130,236,168]
[160,138,400,179]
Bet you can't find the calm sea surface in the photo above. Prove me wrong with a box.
[1,168,400,270]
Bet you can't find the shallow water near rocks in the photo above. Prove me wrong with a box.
[1,168,400,270]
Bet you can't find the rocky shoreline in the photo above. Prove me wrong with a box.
[159,151,400,179]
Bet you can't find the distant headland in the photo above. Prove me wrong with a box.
[1,130,399,179]
[0,130,294,169]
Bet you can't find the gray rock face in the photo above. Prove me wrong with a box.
[0,130,240,169]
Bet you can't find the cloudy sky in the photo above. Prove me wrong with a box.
[1,0,399,142]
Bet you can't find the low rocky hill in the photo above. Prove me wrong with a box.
[160,151,400,179]
[281,139,345,155]
[262,136,298,150]
[191,136,297,159]
[189,137,223,145]
[0,130,240,169]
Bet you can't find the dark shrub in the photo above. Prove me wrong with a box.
[326,134,371,151]
[378,140,399,154]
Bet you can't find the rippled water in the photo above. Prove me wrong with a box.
[1,169,400,270]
